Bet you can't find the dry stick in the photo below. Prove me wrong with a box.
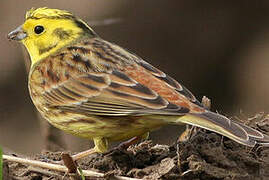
[61,153,77,173]
[61,153,81,180]
[202,96,211,110]
[20,166,61,177]
[3,155,141,180]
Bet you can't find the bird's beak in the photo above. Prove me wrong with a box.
[7,26,27,41]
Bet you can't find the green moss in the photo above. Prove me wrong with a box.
[0,146,2,180]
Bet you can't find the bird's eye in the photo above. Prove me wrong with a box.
[34,25,44,34]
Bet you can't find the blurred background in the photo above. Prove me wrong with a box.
[0,0,268,154]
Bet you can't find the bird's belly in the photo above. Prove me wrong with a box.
[43,110,167,142]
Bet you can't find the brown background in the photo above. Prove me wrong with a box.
[0,0,269,154]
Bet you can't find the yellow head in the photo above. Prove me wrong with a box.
[8,7,96,65]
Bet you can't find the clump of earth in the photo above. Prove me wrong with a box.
[3,114,269,179]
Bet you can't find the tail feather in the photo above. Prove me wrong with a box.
[239,123,269,142]
[175,111,269,147]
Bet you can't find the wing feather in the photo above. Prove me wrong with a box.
[137,60,203,107]
[41,67,189,116]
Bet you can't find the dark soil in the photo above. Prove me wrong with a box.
[3,113,269,180]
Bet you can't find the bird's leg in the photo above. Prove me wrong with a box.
[71,136,143,160]
[71,133,149,160]
[71,137,109,161]
[71,148,97,161]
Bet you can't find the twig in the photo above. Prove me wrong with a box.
[19,166,61,177]
[3,155,141,180]
[61,153,77,173]
[201,96,211,110]
[61,153,81,180]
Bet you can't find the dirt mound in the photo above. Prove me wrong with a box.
[3,114,269,179]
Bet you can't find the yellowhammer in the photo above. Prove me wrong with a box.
[7,7,269,160]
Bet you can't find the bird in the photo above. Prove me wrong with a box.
[7,7,269,160]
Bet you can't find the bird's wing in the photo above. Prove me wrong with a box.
[42,69,190,116]
[36,37,204,116]
[135,59,204,107]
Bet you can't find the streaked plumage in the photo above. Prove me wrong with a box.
[8,8,269,156]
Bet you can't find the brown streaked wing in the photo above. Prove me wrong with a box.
[59,93,188,116]
[39,37,193,116]
[89,38,204,110]
[137,59,203,107]
[43,68,189,116]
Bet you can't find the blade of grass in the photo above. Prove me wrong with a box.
[77,167,85,180]
[0,146,3,180]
